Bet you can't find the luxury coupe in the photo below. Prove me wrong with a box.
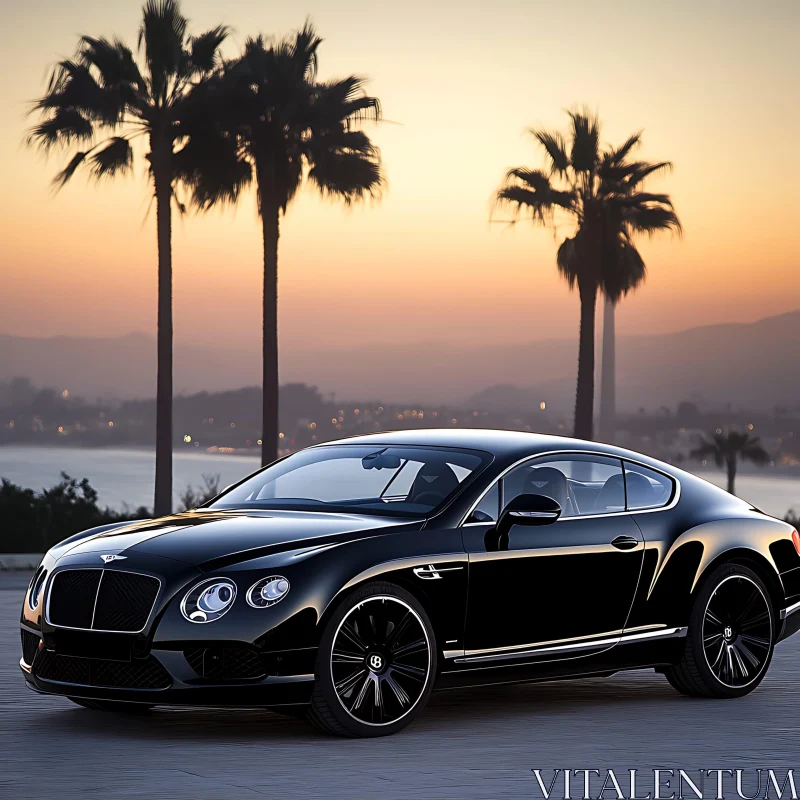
[20,430,800,737]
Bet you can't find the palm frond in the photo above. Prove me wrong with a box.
[78,36,144,91]
[312,76,382,125]
[288,20,322,81]
[529,128,569,175]
[139,0,189,99]
[87,136,133,179]
[567,109,600,173]
[556,236,579,289]
[624,205,682,236]
[308,150,383,204]
[174,129,252,209]
[27,109,93,151]
[52,151,89,189]
[189,26,229,72]
[606,132,641,165]
[602,239,646,301]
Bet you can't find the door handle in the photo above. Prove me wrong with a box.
[611,535,639,551]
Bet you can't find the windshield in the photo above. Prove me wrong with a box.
[208,444,490,517]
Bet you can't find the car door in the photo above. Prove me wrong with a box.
[461,453,645,656]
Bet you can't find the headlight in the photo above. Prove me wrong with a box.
[28,568,48,611]
[247,576,290,608]
[181,578,237,623]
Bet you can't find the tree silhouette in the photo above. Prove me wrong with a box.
[27,0,233,515]
[185,23,383,466]
[691,431,770,495]
[496,111,680,440]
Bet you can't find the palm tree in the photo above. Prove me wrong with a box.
[691,431,770,495]
[598,133,681,444]
[27,0,231,515]
[187,24,383,466]
[496,111,681,440]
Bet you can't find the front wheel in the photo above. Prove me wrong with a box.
[664,563,775,698]
[307,582,437,737]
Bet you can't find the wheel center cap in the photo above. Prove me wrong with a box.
[724,626,733,640]
[367,652,385,672]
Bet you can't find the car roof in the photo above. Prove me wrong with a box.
[318,428,675,471]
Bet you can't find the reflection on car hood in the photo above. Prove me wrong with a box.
[59,509,419,569]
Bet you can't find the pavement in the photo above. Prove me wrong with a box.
[2,571,799,799]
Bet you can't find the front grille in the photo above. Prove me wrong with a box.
[184,647,266,681]
[34,650,171,690]
[21,629,41,665]
[48,569,160,632]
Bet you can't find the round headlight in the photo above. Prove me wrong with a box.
[181,578,237,623]
[28,568,48,611]
[247,576,290,608]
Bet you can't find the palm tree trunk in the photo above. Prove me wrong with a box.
[152,157,173,517]
[259,179,280,468]
[727,455,737,495]
[573,279,597,441]
[598,296,616,444]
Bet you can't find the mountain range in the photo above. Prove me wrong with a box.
[1,310,798,412]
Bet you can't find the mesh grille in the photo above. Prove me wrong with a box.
[34,650,171,690]
[184,647,266,681]
[47,569,160,633]
[21,629,41,666]
[48,570,102,629]
[92,571,160,632]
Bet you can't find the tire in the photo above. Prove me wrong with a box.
[664,563,775,698]
[307,581,437,737]
[68,697,155,713]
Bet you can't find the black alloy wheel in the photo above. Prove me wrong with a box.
[701,574,772,687]
[308,582,436,737]
[664,563,775,698]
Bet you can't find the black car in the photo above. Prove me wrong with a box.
[20,430,800,737]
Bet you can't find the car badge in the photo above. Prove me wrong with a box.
[100,554,126,564]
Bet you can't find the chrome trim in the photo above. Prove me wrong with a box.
[180,577,237,624]
[246,575,290,609]
[45,567,162,634]
[19,657,32,674]
[460,450,681,527]
[780,599,800,620]
[452,626,687,664]
[413,564,464,580]
[340,554,468,594]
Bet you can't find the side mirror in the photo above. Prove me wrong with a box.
[497,493,561,536]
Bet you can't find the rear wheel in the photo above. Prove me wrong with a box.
[665,563,775,698]
[307,582,436,737]
[68,697,155,713]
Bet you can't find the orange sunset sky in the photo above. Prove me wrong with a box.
[1,0,798,355]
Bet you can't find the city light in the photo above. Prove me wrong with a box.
[183,435,192,443]
[61,389,69,398]
[540,401,546,410]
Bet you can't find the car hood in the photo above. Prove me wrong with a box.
[58,509,420,570]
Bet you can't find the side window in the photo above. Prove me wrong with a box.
[468,483,499,523]
[502,454,625,518]
[624,463,674,510]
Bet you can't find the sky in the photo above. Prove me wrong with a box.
[1,0,798,357]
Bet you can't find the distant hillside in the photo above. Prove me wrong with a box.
[1,310,798,410]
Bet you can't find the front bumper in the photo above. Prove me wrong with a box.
[21,646,316,708]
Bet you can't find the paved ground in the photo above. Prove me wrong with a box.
[2,571,799,799]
